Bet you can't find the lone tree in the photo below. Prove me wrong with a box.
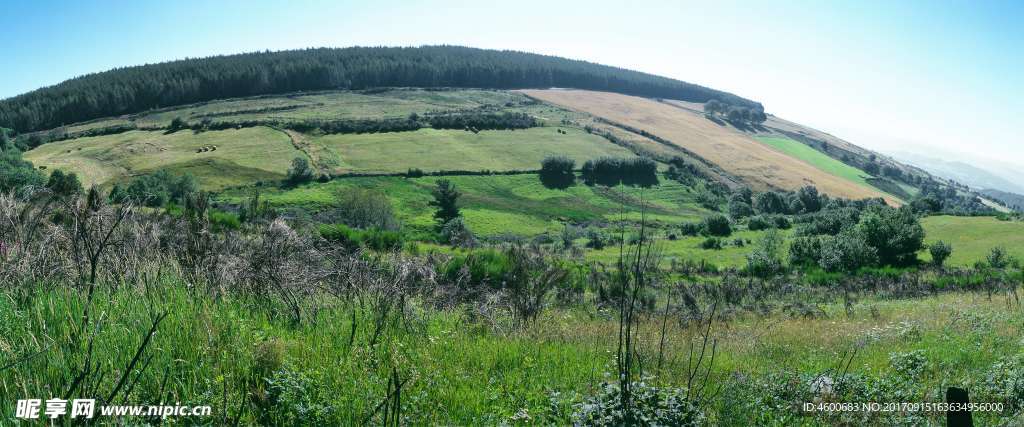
[539,156,575,189]
[430,179,461,229]
[286,157,314,186]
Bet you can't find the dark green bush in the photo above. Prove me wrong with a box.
[702,214,732,237]
[539,156,576,189]
[928,241,952,267]
[679,222,703,236]
[748,215,790,231]
[856,206,924,266]
[700,237,723,250]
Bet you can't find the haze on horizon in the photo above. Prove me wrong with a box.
[2,0,1021,175]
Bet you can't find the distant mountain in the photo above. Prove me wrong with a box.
[890,151,1024,194]
[980,189,1024,212]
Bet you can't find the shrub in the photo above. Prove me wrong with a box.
[748,214,790,231]
[168,117,188,132]
[328,188,398,230]
[702,214,732,237]
[679,222,703,236]
[928,241,953,267]
[889,350,929,379]
[818,231,878,272]
[539,156,576,189]
[746,229,784,278]
[573,380,705,426]
[406,167,425,178]
[0,148,46,193]
[208,210,241,231]
[441,217,476,247]
[362,228,403,252]
[728,198,753,219]
[264,367,338,425]
[796,207,860,236]
[789,236,824,267]
[318,224,362,249]
[987,246,1011,269]
[441,249,511,289]
[45,169,83,197]
[700,237,723,250]
[797,185,823,213]
[585,228,609,249]
[286,157,314,186]
[856,206,924,266]
[754,191,788,214]
[124,171,172,207]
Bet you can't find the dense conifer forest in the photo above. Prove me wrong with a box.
[0,46,762,133]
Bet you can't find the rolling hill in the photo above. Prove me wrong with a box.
[10,46,996,226]
[0,46,761,133]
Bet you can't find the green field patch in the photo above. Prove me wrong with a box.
[308,127,632,174]
[921,215,1024,266]
[755,136,901,200]
[134,89,531,128]
[25,127,300,189]
[585,228,789,267]
[222,174,715,238]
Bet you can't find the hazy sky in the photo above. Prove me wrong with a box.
[2,0,1021,170]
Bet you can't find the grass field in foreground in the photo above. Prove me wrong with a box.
[308,127,632,173]
[2,282,1018,424]
[25,127,301,189]
[221,174,713,238]
[920,215,1024,266]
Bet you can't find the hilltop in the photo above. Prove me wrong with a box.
[0,45,760,133]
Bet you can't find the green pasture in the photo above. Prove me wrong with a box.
[308,127,632,174]
[25,127,300,189]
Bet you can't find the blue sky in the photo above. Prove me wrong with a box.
[1,0,1021,171]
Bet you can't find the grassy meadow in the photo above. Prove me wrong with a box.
[25,127,300,189]
[133,89,531,128]
[223,174,714,239]
[921,215,1024,266]
[307,127,632,174]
